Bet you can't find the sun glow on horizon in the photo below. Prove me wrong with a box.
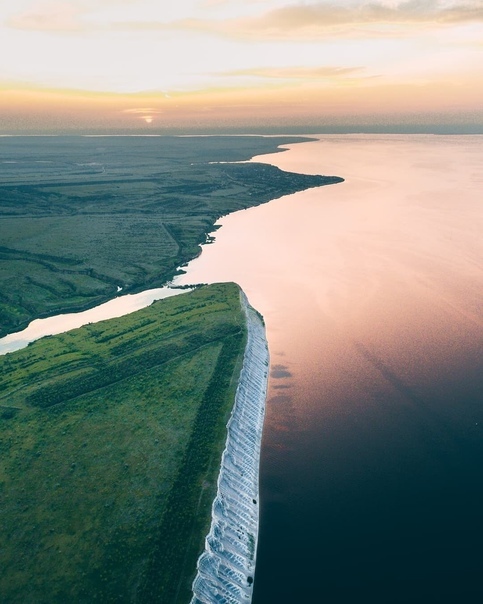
[1,0,482,132]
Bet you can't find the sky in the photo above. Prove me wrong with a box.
[1,0,482,133]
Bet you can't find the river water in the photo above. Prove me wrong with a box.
[2,135,482,602]
[173,135,483,603]
[0,287,184,354]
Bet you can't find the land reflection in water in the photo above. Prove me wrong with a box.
[174,135,483,603]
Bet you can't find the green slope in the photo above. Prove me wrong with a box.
[0,283,246,603]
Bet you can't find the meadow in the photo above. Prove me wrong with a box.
[0,283,247,603]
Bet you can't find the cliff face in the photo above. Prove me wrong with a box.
[190,292,269,604]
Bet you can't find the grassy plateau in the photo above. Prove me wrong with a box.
[0,283,247,603]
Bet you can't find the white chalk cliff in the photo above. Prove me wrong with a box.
[190,292,269,604]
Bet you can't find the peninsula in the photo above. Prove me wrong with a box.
[0,283,263,602]
[0,136,342,602]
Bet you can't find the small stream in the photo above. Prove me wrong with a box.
[0,286,186,355]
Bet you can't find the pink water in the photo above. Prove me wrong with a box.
[174,134,483,602]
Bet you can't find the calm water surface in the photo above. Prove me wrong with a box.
[0,287,184,354]
[2,135,481,602]
[174,135,483,603]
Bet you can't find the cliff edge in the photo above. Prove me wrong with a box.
[190,291,269,603]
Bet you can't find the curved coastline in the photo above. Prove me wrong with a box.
[0,135,338,339]
[190,291,269,604]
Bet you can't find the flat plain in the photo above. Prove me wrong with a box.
[0,135,342,337]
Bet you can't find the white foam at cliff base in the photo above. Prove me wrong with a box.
[190,291,269,604]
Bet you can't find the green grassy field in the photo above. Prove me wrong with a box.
[0,283,247,603]
[0,135,342,336]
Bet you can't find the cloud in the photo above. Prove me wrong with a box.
[7,1,86,32]
[159,1,483,40]
[6,0,483,38]
[245,1,483,28]
[5,0,142,33]
[122,107,162,114]
[121,107,164,122]
[121,107,163,124]
[222,66,364,79]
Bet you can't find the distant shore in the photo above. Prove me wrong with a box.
[0,135,341,338]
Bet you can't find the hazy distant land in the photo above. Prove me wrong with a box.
[0,136,342,337]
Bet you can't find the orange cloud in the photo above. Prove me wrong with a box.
[221,66,365,79]
[122,108,162,114]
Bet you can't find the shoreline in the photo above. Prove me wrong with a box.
[0,135,341,339]
[190,291,269,603]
